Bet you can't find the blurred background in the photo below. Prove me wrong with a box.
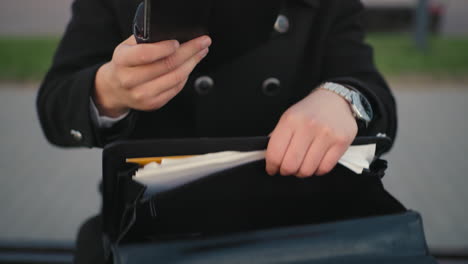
[0,0,467,263]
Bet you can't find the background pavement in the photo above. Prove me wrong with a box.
[0,0,72,36]
[0,83,467,254]
[0,85,100,244]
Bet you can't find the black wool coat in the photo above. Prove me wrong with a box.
[37,0,397,149]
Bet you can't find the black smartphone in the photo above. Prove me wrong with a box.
[134,0,212,44]
[133,0,283,65]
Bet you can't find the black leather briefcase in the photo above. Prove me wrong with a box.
[112,211,436,264]
[101,136,436,263]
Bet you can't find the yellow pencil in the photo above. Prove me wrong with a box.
[126,155,196,166]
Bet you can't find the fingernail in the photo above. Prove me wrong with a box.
[199,48,209,58]
[200,36,212,48]
[265,166,274,176]
[173,40,180,49]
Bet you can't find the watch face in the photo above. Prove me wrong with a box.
[351,92,373,123]
[360,93,374,120]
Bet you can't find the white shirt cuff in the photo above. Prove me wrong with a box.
[89,98,129,128]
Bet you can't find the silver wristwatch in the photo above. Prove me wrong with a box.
[320,82,374,127]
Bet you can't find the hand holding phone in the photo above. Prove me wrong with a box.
[93,35,211,117]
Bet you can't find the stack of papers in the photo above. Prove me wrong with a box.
[132,144,376,198]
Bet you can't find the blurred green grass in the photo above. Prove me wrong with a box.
[0,34,467,82]
[366,33,468,77]
[0,36,60,82]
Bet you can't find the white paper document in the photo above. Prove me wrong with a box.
[133,144,376,198]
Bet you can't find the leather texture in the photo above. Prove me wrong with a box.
[112,211,437,264]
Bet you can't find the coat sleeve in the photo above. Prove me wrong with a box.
[36,0,134,148]
[320,0,398,148]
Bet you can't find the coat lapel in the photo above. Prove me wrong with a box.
[300,0,320,8]
[205,0,285,67]
[117,0,142,38]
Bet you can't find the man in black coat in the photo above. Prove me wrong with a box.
[37,0,398,262]
[37,0,396,178]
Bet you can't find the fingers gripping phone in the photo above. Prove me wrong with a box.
[133,0,283,65]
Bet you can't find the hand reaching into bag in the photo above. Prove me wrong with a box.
[265,88,358,178]
[93,35,211,117]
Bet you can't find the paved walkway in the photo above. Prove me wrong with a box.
[0,0,72,35]
[0,86,101,243]
[383,86,468,251]
[0,83,467,254]
[440,0,468,36]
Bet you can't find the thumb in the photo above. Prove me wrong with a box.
[122,35,138,45]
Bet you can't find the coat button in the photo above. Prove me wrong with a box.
[70,129,83,141]
[194,76,214,95]
[274,15,290,34]
[376,133,387,138]
[262,78,281,96]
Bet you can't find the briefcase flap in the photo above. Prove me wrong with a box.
[102,136,400,243]
[112,211,437,264]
